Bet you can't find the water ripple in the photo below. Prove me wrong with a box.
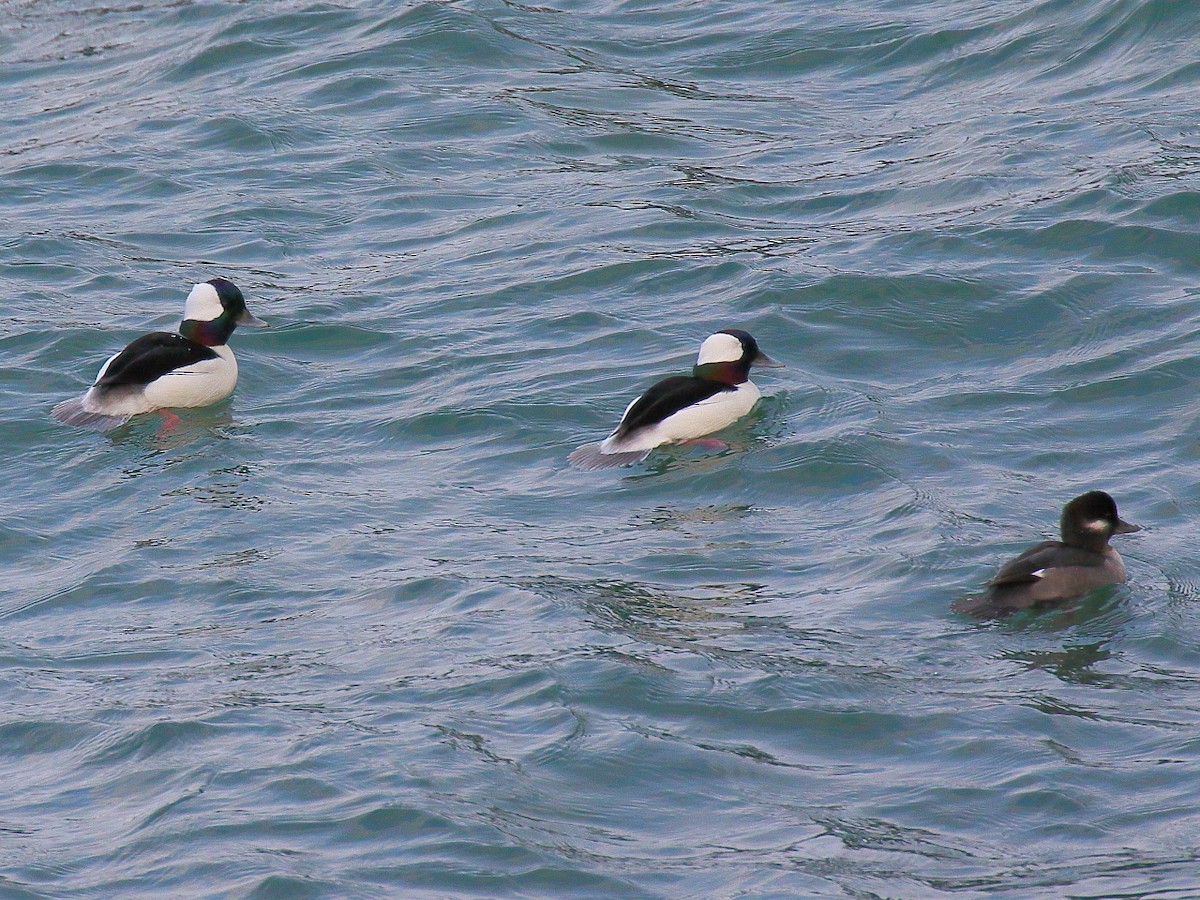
[5,0,1200,896]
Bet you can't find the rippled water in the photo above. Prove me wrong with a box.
[5,0,1200,896]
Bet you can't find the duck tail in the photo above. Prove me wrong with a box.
[568,443,650,471]
[51,396,130,431]
[951,591,1010,620]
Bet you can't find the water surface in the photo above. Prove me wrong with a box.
[4,1,1200,896]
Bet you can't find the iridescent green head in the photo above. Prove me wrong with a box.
[692,329,782,385]
[179,277,266,346]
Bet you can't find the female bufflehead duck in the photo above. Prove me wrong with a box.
[954,490,1139,618]
[51,277,266,430]
[569,329,782,470]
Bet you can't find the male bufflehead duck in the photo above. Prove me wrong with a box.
[953,490,1139,618]
[568,329,782,470]
[51,277,266,430]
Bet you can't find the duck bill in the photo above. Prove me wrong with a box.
[238,310,269,327]
[752,351,784,368]
[1114,518,1140,534]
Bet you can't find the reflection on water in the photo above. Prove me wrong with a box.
[632,502,754,533]
[163,465,268,511]
[107,407,237,452]
[1003,641,1114,686]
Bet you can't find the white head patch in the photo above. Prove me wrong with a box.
[183,282,224,322]
[696,332,744,365]
[1081,518,1109,534]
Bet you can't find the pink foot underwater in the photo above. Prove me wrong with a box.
[156,409,183,435]
[680,437,730,451]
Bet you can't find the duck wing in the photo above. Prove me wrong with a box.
[96,332,218,389]
[614,376,732,439]
[989,541,1104,586]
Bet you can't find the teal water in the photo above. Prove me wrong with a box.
[5,0,1200,896]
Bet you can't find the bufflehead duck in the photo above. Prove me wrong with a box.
[51,277,266,430]
[953,490,1139,618]
[569,329,782,470]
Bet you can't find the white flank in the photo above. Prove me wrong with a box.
[142,344,239,409]
[70,345,239,420]
[601,381,761,453]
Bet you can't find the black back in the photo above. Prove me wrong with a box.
[96,332,219,389]
[614,375,732,438]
